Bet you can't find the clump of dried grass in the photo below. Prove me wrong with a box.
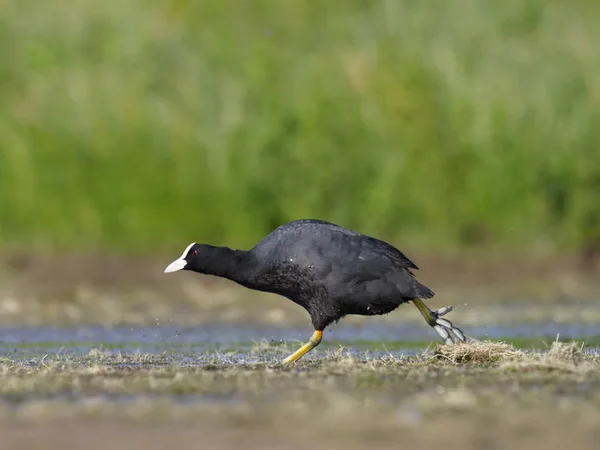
[434,340,524,364]
[434,338,590,373]
[544,341,584,364]
[499,341,587,373]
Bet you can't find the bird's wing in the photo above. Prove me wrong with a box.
[315,234,417,284]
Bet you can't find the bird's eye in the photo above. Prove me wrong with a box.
[192,250,198,256]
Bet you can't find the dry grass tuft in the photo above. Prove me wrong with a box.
[545,341,584,364]
[499,341,588,373]
[433,340,524,364]
[433,339,592,373]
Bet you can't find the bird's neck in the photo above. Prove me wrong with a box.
[191,245,256,285]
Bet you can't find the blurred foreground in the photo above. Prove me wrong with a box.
[0,342,598,450]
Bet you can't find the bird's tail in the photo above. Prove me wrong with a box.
[414,282,434,299]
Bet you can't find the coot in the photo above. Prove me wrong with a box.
[164,219,465,363]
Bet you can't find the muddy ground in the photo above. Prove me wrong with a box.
[0,342,598,450]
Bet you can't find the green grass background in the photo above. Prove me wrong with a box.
[1,0,599,254]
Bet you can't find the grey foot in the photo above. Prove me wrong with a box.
[430,306,466,345]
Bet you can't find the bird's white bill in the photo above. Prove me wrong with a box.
[164,258,187,273]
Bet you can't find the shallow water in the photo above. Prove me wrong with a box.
[0,322,599,358]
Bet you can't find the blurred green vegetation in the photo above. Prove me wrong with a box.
[0,0,599,255]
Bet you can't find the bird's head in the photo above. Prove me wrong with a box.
[164,242,200,273]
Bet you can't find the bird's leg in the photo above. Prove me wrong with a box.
[282,330,323,364]
[412,298,466,344]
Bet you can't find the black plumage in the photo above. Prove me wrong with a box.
[164,219,465,363]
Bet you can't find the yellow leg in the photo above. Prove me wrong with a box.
[413,298,436,325]
[282,330,323,364]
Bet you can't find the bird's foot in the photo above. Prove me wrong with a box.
[413,299,466,345]
[430,305,466,345]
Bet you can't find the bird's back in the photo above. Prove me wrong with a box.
[249,219,425,291]
[252,219,415,263]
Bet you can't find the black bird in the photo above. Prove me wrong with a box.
[164,219,466,363]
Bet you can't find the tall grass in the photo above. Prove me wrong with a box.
[0,0,599,254]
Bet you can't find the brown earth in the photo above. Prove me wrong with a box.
[1,342,599,450]
[1,414,598,450]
